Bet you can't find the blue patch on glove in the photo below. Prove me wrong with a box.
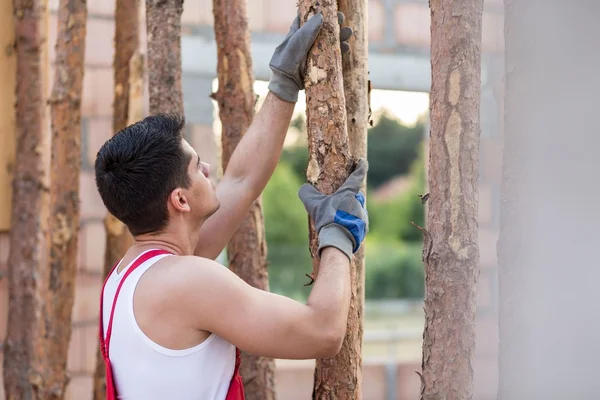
[334,209,367,252]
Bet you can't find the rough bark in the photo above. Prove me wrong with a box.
[92,1,140,397]
[0,0,17,232]
[322,0,369,397]
[3,0,52,398]
[43,0,88,397]
[211,0,275,398]
[145,0,183,115]
[498,1,600,398]
[297,1,355,399]
[419,1,482,399]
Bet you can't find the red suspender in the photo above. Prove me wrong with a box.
[98,249,171,399]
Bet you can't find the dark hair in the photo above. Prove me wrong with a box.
[94,113,191,236]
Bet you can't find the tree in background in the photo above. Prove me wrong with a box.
[212,0,275,398]
[146,0,183,115]
[3,0,52,398]
[93,0,141,397]
[419,0,482,398]
[45,0,87,397]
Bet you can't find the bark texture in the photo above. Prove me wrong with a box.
[328,0,369,397]
[420,1,482,399]
[92,1,140,397]
[297,1,355,399]
[3,0,52,398]
[212,1,275,398]
[146,0,183,115]
[44,0,87,397]
[0,0,17,232]
[498,1,600,398]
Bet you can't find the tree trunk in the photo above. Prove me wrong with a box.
[419,1,482,399]
[498,1,600,398]
[211,1,275,399]
[322,0,369,397]
[0,0,17,232]
[92,1,140,397]
[297,1,355,398]
[43,0,87,397]
[145,0,183,115]
[3,1,52,399]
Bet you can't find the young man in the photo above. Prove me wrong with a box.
[94,11,367,400]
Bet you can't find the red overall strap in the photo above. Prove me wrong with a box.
[98,249,171,399]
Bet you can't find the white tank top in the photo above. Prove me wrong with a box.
[101,250,236,400]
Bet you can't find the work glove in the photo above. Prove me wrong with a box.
[298,159,369,261]
[268,11,354,103]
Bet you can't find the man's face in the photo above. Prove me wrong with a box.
[181,139,220,220]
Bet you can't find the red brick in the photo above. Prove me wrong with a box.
[80,170,107,221]
[86,18,115,66]
[395,3,431,47]
[82,221,106,274]
[86,118,113,167]
[483,11,504,52]
[88,0,115,16]
[67,325,84,372]
[82,68,114,117]
[0,277,8,343]
[81,323,100,374]
[189,124,220,180]
[197,0,214,25]
[0,233,9,265]
[264,0,297,34]
[72,273,102,323]
[182,0,202,25]
[479,184,493,227]
[248,0,266,32]
[0,351,4,400]
[368,0,385,43]
[479,228,499,268]
[477,271,493,311]
[77,222,86,270]
[65,376,93,400]
[481,138,503,183]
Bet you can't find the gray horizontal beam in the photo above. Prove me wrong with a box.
[182,34,433,92]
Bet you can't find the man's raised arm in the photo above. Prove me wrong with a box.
[195,12,353,259]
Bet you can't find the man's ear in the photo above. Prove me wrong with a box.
[169,188,191,213]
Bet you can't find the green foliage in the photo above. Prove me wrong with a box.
[364,240,424,299]
[280,110,425,189]
[262,112,428,302]
[367,111,425,188]
[368,145,427,242]
[262,162,308,244]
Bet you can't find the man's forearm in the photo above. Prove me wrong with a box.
[306,247,352,341]
[223,92,295,195]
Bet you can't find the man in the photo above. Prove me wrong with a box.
[95,10,367,400]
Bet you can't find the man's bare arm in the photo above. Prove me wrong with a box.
[193,12,352,260]
[178,247,351,359]
[194,93,294,260]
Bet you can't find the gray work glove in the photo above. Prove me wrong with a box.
[298,159,369,261]
[268,11,354,103]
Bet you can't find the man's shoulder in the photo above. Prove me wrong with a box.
[148,254,230,291]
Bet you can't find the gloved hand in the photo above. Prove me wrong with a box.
[268,11,354,103]
[298,159,369,261]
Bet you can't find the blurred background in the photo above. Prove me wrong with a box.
[0,0,505,398]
